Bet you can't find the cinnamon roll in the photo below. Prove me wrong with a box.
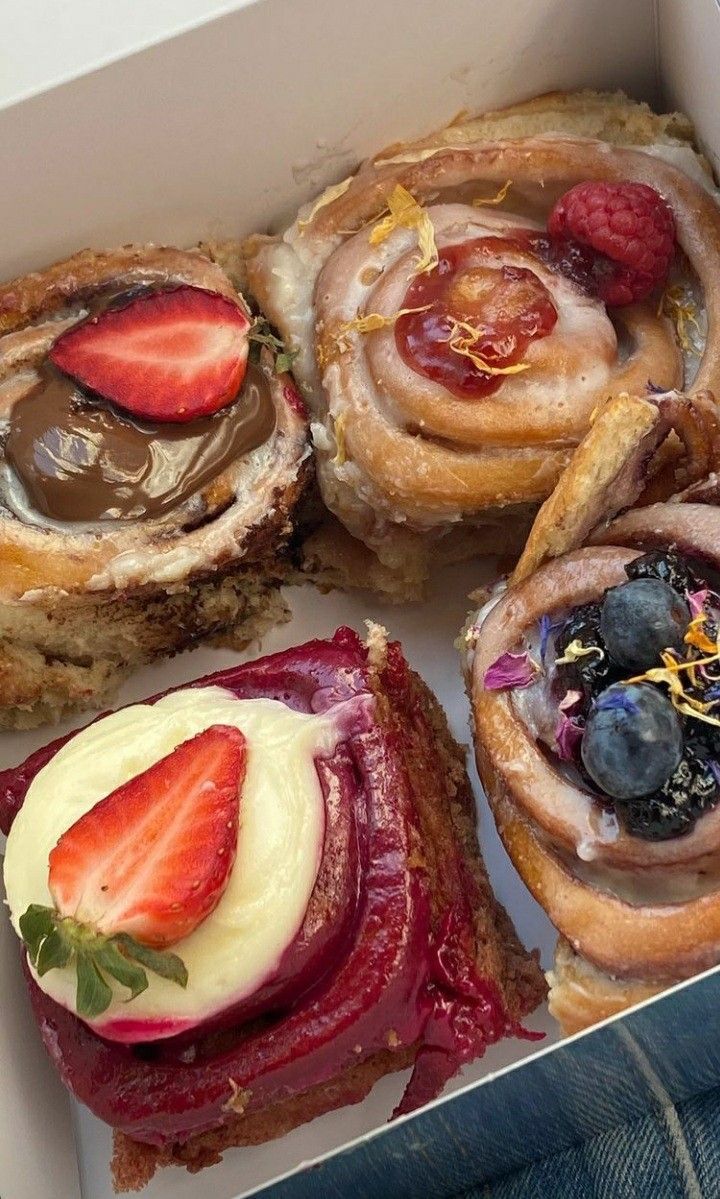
[0,245,308,728]
[467,389,720,1033]
[0,627,545,1188]
[246,90,720,599]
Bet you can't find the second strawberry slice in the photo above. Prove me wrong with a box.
[49,285,251,423]
[48,724,246,948]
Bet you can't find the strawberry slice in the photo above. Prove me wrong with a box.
[48,724,246,948]
[49,285,250,423]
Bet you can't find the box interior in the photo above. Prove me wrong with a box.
[1,1,719,1196]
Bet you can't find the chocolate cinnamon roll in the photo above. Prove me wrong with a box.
[0,245,308,728]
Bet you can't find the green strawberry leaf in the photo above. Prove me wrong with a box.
[75,951,113,1019]
[115,934,189,989]
[94,942,148,1001]
[35,928,72,976]
[19,904,56,964]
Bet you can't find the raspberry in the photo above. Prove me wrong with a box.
[548,182,676,306]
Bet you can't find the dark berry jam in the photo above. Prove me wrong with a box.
[395,237,557,399]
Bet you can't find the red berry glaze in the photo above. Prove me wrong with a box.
[48,724,246,948]
[49,285,250,423]
[548,182,676,306]
[396,238,557,398]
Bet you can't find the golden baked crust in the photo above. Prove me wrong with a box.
[510,390,720,585]
[547,939,662,1036]
[109,640,545,1190]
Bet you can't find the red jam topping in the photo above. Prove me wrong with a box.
[395,238,558,399]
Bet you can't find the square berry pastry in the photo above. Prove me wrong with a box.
[0,627,544,1190]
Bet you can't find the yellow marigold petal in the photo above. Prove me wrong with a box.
[555,640,604,666]
[660,283,702,353]
[368,185,439,275]
[472,180,513,207]
[444,318,531,377]
[338,305,432,337]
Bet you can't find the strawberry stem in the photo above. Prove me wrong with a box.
[19,904,188,1019]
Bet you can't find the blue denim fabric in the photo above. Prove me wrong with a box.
[477,1085,720,1199]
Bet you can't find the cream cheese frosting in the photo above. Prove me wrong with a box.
[3,686,350,1039]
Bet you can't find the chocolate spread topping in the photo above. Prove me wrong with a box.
[5,361,276,523]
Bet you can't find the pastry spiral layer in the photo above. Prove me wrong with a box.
[470,504,720,1034]
[246,92,720,596]
[0,245,309,727]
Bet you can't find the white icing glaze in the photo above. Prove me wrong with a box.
[3,686,354,1039]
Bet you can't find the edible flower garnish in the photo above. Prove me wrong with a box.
[369,184,439,275]
[443,319,531,377]
[473,180,513,208]
[555,690,584,761]
[660,283,702,352]
[555,640,605,667]
[684,611,718,655]
[628,649,720,728]
[337,305,432,337]
[484,650,539,691]
[298,176,353,231]
[687,588,711,618]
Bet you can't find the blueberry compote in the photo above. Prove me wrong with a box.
[548,551,720,840]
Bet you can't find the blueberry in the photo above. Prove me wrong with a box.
[554,602,611,698]
[581,682,683,799]
[600,578,690,672]
[621,748,719,840]
[625,550,700,596]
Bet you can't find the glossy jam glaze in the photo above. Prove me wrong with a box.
[395,237,558,398]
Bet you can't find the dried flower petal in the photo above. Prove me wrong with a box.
[484,651,538,691]
[555,640,604,666]
[687,588,710,618]
[369,184,439,275]
[685,612,717,655]
[443,319,531,377]
[559,689,583,714]
[337,305,431,337]
[555,711,583,761]
[472,180,513,207]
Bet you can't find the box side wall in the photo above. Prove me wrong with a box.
[659,0,720,172]
[0,0,656,280]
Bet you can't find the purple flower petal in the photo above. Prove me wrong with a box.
[687,588,710,618]
[559,689,583,715]
[555,711,584,761]
[484,651,538,691]
[710,761,720,789]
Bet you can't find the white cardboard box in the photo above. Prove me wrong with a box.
[1,1,720,1196]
